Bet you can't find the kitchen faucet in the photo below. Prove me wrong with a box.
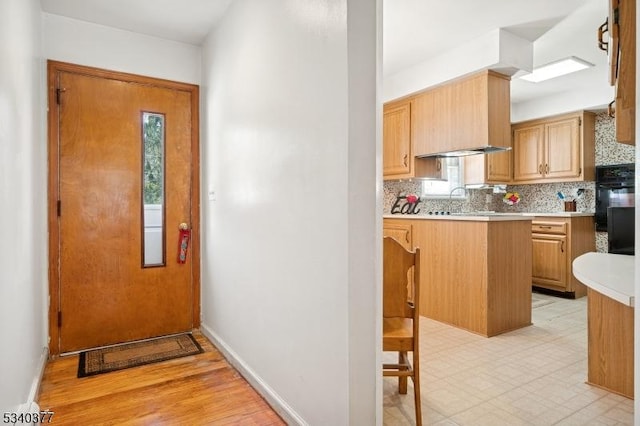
[448,186,467,213]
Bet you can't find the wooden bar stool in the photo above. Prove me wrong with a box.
[382,236,422,425]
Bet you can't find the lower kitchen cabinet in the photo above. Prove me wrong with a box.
[531,216,595,298]
[383,219,414,303]
[382,219,413,250]
[384,216,532,337]
[532,233,567,287]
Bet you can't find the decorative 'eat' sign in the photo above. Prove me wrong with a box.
[391,194,422,214]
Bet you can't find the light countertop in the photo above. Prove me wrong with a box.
[383,214,532,222]
[572,252,635,307]
[521,212,594,217]
[384,212,594,221]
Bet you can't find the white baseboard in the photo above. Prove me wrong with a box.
[29,347,48,404]
[200,324,306,426]
[10,347,47,425]
[12,401,41,425]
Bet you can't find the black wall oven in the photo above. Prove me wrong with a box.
[595,163,635,232]
[607,206,635,254]
[596,163,635,255]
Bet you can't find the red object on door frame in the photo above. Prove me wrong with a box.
[178,228,190,264]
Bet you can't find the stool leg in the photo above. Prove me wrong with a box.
[398,351,408,394]
[413,350,422,426]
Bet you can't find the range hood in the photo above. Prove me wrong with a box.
[417,145,512,158]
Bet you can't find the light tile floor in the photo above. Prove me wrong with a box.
[384,292,634,425]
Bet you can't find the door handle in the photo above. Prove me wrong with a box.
[598,20,609,52]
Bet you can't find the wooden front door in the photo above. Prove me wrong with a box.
[47,61,200,354]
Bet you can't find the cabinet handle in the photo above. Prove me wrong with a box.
[538,164,543,174]
[545,164,549,174]
[539,226,553,229]
[598,20,609,52]
[436,159,441,171]
[560,241,565,253]
[405,232,410,244]
[403,154,408,167]
[608,100,616,118]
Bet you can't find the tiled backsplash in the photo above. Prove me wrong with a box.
[383,112,635,252]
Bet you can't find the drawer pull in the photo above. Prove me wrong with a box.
[403,154,408,167]
[561,241,565,253]
[608,99,615,118]
[539,226,553,229]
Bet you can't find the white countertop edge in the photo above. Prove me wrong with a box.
[383,214,532,222]
[572,252,635,307]
[384,212,593,219]
[522,212,594,217]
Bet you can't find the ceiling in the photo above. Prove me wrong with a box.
[40,0,611,106]
[39,0,233,45]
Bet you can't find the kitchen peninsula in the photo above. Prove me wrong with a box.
[573,252,634,399]
[384,214,532,337]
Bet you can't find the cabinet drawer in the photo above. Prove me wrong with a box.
[532,221,567,235]
[383,223,413,250]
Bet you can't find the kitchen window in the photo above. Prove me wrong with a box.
[421,157,465,199]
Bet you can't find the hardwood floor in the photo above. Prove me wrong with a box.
[38,331,285,425]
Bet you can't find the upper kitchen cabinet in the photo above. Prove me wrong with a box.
[464,150,512,185]
[412,70,511,157]
[512,111,595,184]
[601,0,635,144]
[383,98,445,180]
[383,99,412,177]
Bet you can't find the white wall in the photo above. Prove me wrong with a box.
[200,0,379,424]
[383,28,532,103]
[43,13,201,84]
[0,0,48,413]
[511,85,613,123]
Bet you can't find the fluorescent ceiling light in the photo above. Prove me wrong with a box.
[519,57,593,83]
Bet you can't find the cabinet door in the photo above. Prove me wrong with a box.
[383,222,414,303]
[383,223,412,250]
[614,0,635,145]
[545,117,581,179]
[532,233,568,289]
[412,86,451,156]
[383,101,412,177]
[487,149,512,182]
[463,151,511,185]
[513,125,544,181]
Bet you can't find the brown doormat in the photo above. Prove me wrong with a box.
[77,333,204,378]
